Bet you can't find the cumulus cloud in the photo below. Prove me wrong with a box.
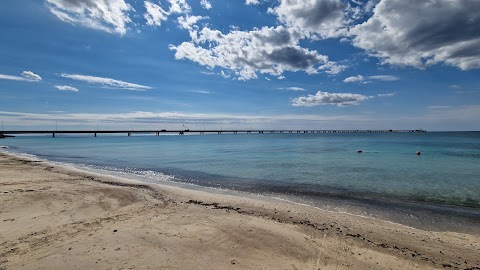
[170,25,345,80]
[60,74,152,91]
[46,0,133,35]
[144,0,192,27]
[351,0,480,70]
[449,84,462,89]
[246,0,260,5]
[292,91,371,107]
[0,71,42,82]
[200,0,212,10]
[220,70,231,78]
[269,0,350,39]
[144,1,169,27]
[54,85,79,92]
[168,0,191,14]
[177,15,206,31]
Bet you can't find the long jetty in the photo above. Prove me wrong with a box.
[1,129,426,138]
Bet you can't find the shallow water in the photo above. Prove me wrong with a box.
[2,132,480,232]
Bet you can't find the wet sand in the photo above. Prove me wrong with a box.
[0,152,479,269]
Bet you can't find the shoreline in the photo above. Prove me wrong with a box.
[3,148,480,235]
[1,151,480,269]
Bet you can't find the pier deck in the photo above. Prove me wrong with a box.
[1,129,426,138]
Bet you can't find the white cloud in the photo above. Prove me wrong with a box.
[170,25,345,80]
[287,87,305,91]
[377,93,395,97]
[449,84,462,89]
[189,90,210,94]
[60,74,152,91]
[3,107,479,131]
[21,71,42,81]
[200,71,216,75]
[268,0,350,39]
[144,1,169,27]
[351,0,480,70]
[278,87,305,91]
[54,85,79,92]
[0,110,373,130]
[245,0,260,5]
[0,71,42,82]
[168,0,191,14]
[368,75,399,82]
[177,15,206,31]
[344,75,364,83]
[144,0,192,27]
[220,70,231,78]
[46,0,133,35]
[200,0,212,10]
[344,74,398,83]
[292,91,372,107]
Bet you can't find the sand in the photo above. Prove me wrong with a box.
[0,152,479,270]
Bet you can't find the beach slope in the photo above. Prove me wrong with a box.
[0,152,479,269]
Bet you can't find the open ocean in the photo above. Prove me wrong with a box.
[1,132,479,232]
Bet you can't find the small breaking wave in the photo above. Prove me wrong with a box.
[60,162,176,183]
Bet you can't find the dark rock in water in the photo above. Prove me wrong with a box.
[416,151,421,155]
[357,150,363,153]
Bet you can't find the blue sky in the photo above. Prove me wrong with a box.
[0,0,479,131]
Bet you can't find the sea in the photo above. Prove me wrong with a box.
[1,132,479,233]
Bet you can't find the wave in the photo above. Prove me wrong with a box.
[58,163,176,183]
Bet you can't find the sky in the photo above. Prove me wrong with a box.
[0,0,479,131]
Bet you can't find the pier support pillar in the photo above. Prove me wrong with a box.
[94,133,97,137]
[128,132,131,136]
[52,133,55,138]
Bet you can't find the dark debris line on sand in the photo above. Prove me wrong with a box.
[184,200,480,270]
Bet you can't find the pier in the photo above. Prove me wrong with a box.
[1,129,426,138]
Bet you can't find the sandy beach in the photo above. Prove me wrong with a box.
[0,152,479,270]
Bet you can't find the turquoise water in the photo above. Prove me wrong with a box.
[2,132,480,230]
